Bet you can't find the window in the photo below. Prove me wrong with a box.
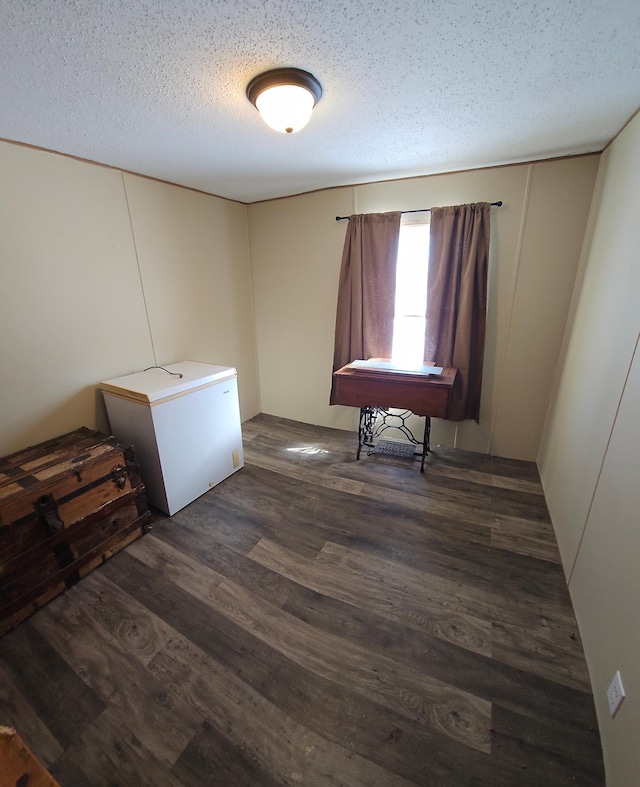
[391,220,430,370]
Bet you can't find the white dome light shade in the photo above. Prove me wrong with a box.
[247,68,322,134]
[256,84,315,133]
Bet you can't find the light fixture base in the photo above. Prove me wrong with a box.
[246,68,322,109]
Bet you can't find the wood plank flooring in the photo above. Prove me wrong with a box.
[0,414,605,786]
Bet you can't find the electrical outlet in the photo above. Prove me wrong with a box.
[606,671,625,717]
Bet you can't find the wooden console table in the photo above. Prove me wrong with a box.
[332,361,457,471]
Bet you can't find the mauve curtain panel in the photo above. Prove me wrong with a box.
[330,212,401,404]
[425,202,491,422]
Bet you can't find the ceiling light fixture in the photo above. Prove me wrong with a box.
[246,68,322,134]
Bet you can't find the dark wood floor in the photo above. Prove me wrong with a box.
[0,414,605,786]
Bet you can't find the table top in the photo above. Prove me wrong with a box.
[332,360,457,418]
[334,362,456,386]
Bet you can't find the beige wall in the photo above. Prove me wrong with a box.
[121,174,260,420]
[248,187,356,432]
[0,140,598,463]
[248,157,599,460]
[539,111,640,787]
[0,141,259,457]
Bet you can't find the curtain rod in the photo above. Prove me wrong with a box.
[335,200,503,221]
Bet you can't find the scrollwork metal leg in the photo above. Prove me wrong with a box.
[358,408,432,470]
[357,407,377,460]
[420,416,431,472]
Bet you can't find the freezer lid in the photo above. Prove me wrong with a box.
[99,361,237,403]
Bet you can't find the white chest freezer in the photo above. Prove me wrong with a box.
[100,361,244,515]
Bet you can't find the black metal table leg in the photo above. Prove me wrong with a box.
[358,408,432,470]
[420,416,431,472]
[357,407,377,459]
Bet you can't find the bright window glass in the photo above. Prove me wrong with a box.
[391,221,430,370]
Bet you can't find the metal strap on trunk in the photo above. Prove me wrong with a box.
[33,494,64,535]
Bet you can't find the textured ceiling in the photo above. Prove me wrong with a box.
[1,0,639,203]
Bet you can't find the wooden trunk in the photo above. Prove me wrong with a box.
[0,726,60,786]
[0,427,151,636]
